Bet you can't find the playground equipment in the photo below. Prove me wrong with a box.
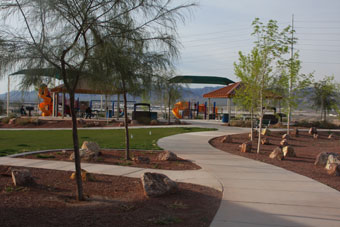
[38,84,52,116]
[132,103,157,122]
[172,101,217,119]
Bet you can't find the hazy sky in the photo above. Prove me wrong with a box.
[1,0,340,93]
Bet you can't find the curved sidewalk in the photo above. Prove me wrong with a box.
[158,122,340,227]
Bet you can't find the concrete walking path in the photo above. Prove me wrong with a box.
[158,121,340,227]
[1,120,340,226]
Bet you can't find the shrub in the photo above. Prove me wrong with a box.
[15,118,32,126]
[294,120,340,129]
[229,120,252,127]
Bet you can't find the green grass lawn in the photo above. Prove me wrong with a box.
[0,127,216,156]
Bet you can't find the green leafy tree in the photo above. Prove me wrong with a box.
[0,0,195,199]
[233,48,262,141]
[310,76,339,122]
[251,18,290,153]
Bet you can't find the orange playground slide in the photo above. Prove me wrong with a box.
[172,101,189,119]
[38,84,53,116]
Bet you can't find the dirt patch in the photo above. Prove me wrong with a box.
[20,149,201,170]
[0,165,221,227]
[210,131,340,191]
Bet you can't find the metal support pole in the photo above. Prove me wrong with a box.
[52,92,55,117]
[62,92,65,119]
[7,75,10,117]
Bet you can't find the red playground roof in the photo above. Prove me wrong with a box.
[203,82,241,98]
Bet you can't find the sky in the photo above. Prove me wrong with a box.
[1,0,340,93]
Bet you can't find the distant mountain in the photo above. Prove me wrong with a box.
[0,86,224,104]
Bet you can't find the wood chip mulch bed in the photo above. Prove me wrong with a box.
[0,165,221,227]
[20,149,201,170]
[210,131,340,192]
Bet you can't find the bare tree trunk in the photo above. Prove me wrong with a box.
[250,107,254,141]
[287,104,291,135]
[121,80,130,160]
[257,82,264,154]
[69,91,84,201]
[168,91,171,124]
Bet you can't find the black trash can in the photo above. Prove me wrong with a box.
[222,114,229,123]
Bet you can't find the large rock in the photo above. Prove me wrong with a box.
[131,120,139,125]
[150,120,159,125]
[141,172,178,197]
[158,151,178,161]
[280,139,288,147]
[269,147,284,160]
[70,169,95,182]
[221,135,232,143]
[328,133,334,139]
[240,141,252,153]
[327,164,340,176]
[8,118,16,125]
[11,169,35,186]
[314,152,339,167]
[261,128,271,136]
[313,134,319,139]
[325,155,340,170]
[81,141,100,156]
[69,141,101,161]
[282,146,296,157]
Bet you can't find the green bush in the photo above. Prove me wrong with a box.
[229,120,252,127]
[16,118,32,126]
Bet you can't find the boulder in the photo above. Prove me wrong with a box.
[69,149,97,161]
[313,134,319,139]
[141,172,178,197]
[282,146,296,157]
[327,164,340,176]
[269,147,284,160]
[158,151,178,161]
[261,137,270,145]
[280,139,288,147]
[119,122,125,127]
[248,133,257,139]
[240,141,252,153]
[11,169,35,186]
[81,141,100,156]
[328,133,334,139]
[261,128,271,136]
[8,118,16,125]
[309,127,317,135]
[314,152,339,167]
[221,135,232,143]
[174,119,181,124]
[133,156,150,164]
[77,119,85,125]
[325,155,340,170]
[282,134,290,139]
[70,169,95,182]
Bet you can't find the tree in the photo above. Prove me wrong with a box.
[251,18,290,154]
[0,0,195,199]
[276,51,313,134]
[154,72,183,124]
[233,48,262,141]
[310,76,339,122]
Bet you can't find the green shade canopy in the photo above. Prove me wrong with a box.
[11,68,62,80]
[169,75,234,85]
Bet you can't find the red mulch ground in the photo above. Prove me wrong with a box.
[21,150,201,170]
[0,165,221,227]
[210,130,340,191]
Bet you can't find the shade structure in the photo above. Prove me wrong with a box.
[169,75,234,85]
[203,82,240,98]
[10,68,62,80]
